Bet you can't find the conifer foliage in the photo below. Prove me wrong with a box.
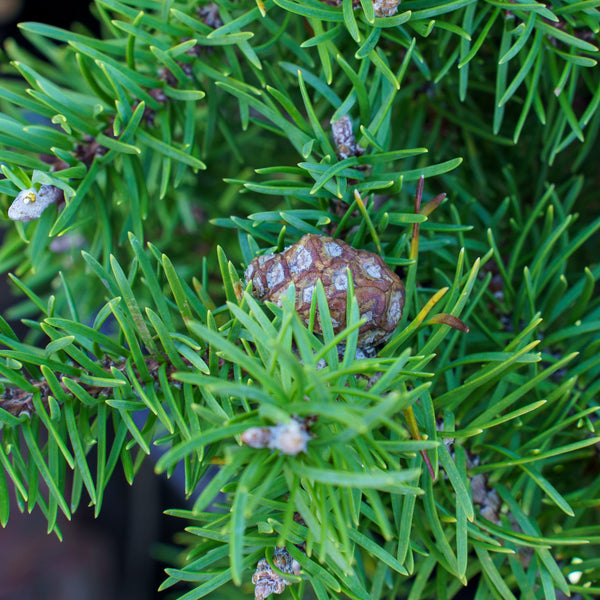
[0,1,599,599]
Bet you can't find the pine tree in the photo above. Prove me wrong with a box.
[0,1,599,599]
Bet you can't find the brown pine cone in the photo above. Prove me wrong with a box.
[244,234,405,348]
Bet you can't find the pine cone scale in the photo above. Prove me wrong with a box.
[245,234,405,347]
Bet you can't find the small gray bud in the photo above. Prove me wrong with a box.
[8,185,63,222]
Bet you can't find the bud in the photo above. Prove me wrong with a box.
[331,114,364,160]
[372,0,401,17]
[8,185,63,222]
[252,547,301,600]
[241,418,311,456]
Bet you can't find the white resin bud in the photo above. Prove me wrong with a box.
[8,185,63,222]
[241,417,311,456]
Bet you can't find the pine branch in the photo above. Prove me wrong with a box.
[0,354,182,418]
[0,0,599,598]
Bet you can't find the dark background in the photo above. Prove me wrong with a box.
[0,2,184,599]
